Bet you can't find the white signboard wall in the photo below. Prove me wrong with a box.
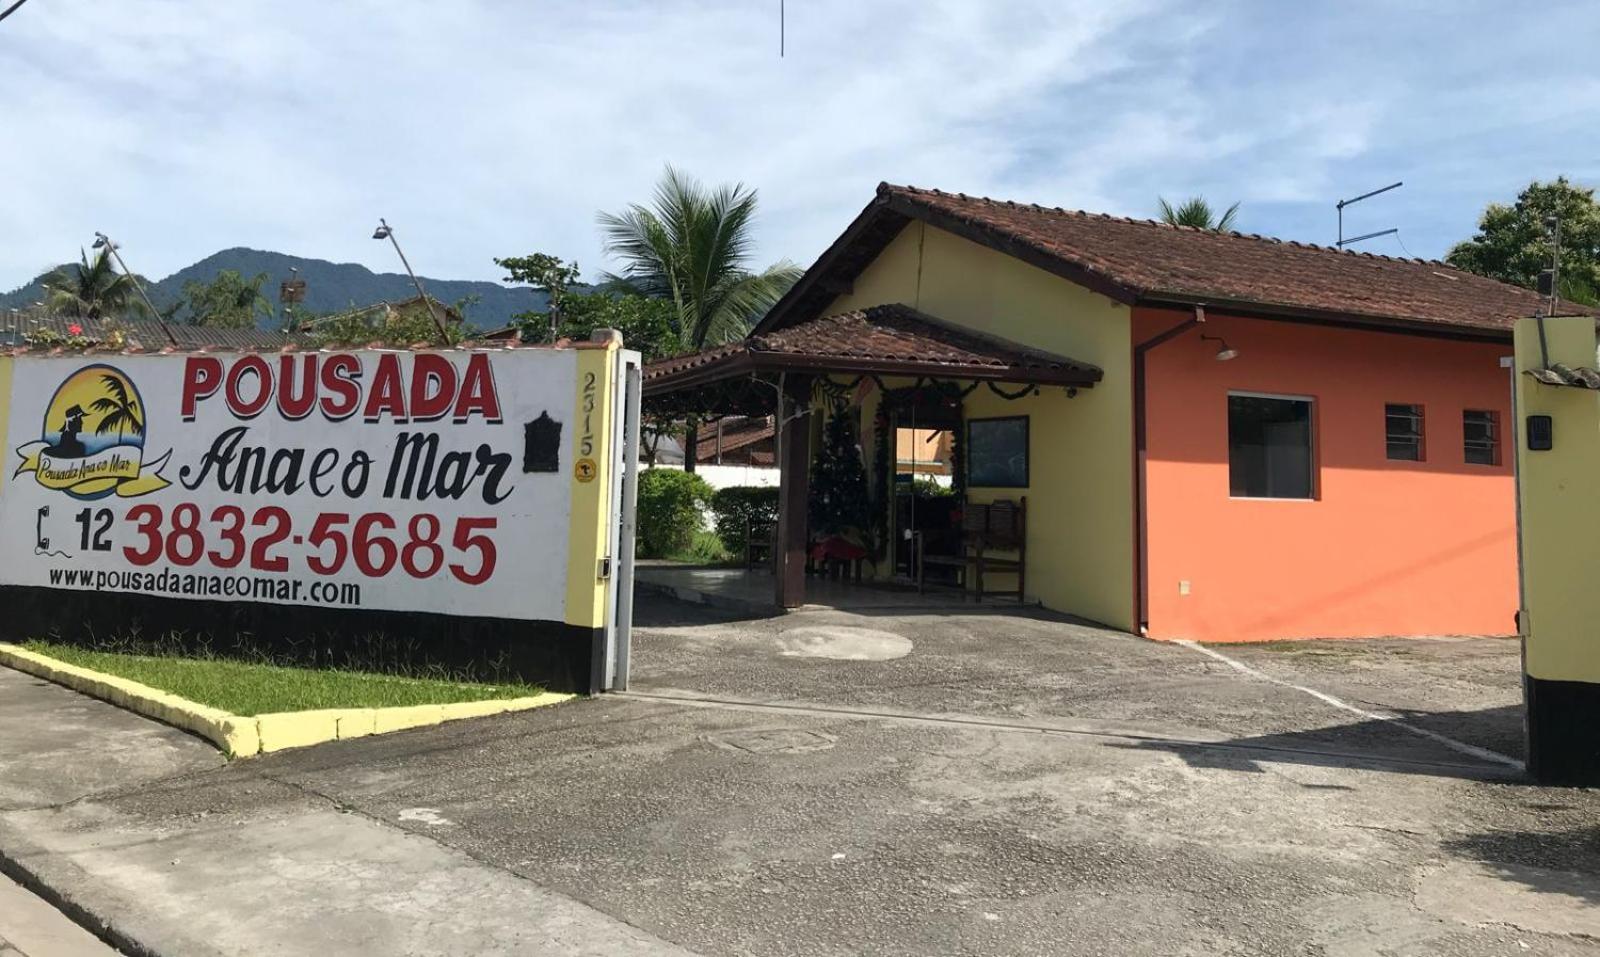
[0,349,576,621]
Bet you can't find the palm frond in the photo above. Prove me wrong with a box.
[1157,195,1242,231]
[598,165,790,349]
[1215,201,1242,232]
[100,373,130,405]
[94,409,126,436]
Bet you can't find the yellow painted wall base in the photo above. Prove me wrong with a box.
[0,643,572,758]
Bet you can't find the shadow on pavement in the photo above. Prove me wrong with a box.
[1440,824,1600,906]
[1122,705,1528,782]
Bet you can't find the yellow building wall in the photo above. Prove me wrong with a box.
[827,222,1136,630]
[1514,316,1600,685]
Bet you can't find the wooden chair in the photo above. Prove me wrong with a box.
[744,517,776,572]
[916,497,1026,602]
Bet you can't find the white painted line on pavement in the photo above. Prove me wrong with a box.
[1174,640,1523,770]
[622,689,1523,778]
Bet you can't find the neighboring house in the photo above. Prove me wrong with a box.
[696,416,775,467]
[0,310,308,350]
[895,427,952,476]
[297,294,465,334]
[646,417,780,490]
[645,183,1593,642]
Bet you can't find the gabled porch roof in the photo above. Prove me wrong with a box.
[643,303,1102,398]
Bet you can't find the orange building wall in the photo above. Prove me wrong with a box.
[895,427,953,474]
[1137,307,1518,642]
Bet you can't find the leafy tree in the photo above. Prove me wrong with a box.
[501,253,682,358]
[599,165,801,469]
[1157,196,1241,231]
[496,252,581,342]
[558,290,679,355]
[43,248,152,319]
[1446,177,1600,306]
[178,269,271,328]
[307,300,463,348]
[452,293,481,325]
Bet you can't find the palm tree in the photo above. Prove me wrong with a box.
[182,269,273,328]
[90,373,144,443]
[1157,196,1241,232]
[599,165,801,469]
[43,248,152,320]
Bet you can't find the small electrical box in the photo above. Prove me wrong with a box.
[1527,414,1554,451]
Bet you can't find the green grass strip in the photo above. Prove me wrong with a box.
[23,641,545,717]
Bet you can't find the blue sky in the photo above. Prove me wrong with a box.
[2,1,1597,291]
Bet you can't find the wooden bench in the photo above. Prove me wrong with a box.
[915,497,1026,602]
[744,517,775,572]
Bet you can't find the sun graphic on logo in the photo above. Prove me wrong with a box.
[15,364,170,501]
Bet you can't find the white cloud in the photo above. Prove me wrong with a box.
[1,0,1598,290]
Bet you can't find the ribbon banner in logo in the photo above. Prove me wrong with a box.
[13,442,171,498]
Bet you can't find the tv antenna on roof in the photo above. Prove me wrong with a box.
[1336,181,1402,248]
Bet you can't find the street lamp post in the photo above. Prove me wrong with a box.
[371,219,449,341]
[93,233,177,347]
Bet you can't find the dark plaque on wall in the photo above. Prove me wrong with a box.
[1527,414,1554,451]
[966,416,1029,488]
[524,411,563,473]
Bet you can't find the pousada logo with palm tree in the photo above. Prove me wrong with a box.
[14,364,171,500]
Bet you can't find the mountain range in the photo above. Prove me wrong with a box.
[0,248,563,330]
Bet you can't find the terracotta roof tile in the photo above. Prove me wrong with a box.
[644,304,1101,389]
[0,313,310,350]
[644,340,750,381]
[874,184,1592,333]
[694,416,775,462]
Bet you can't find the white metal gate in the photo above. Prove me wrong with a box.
[601,349,642,690]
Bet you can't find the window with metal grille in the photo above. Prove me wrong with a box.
[1463,410,1500,466]
[1385,404,1424,461]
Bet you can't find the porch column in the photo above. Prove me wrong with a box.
[776,376,812,608]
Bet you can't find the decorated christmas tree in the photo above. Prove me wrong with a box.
[808,405,872,540]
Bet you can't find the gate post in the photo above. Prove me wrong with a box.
[1514,316,1600,785]
[776,376,812,609]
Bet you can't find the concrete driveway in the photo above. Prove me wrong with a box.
[630,597,1528,772]
[7,595,1598,955]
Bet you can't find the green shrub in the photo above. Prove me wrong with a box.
[637,468,714,558]
[709,486,780,552]
[673,529,733,565]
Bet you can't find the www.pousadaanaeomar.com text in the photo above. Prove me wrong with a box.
[48,567,362,607]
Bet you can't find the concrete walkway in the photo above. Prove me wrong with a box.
[0,668,695,957]
[0,873,117,957]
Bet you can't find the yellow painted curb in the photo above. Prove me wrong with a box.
[0,643,573,759]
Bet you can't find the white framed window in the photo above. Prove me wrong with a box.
[1228,392,1315,499]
